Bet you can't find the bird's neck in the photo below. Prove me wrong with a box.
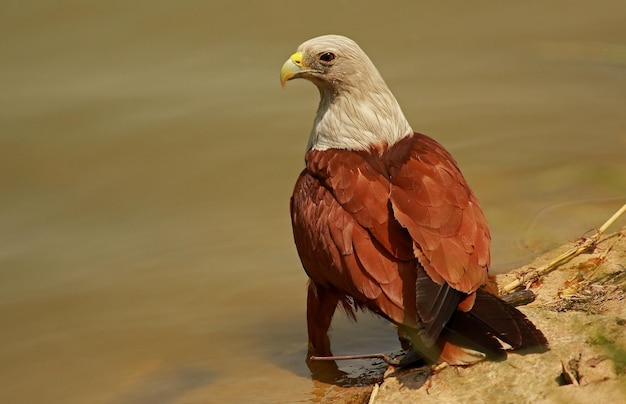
[307,86,413,152]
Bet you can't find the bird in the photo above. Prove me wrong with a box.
[280,34,547,366]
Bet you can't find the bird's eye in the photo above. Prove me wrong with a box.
[319,52,336,63]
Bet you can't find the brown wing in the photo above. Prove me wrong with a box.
[386,133,490,293]
[291,149,417,329]
[305,148,415,261]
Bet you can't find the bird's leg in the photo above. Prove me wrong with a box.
[305,283,347,382]
[306,282,339,357]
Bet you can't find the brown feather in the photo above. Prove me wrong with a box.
[387,134,489,293]
[285,35,545,366]
[291,132,547,362]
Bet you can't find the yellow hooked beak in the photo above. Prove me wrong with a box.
[280,51,305,89]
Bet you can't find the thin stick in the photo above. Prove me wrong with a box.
[368,383,380,404]
[501,202,626,294]
[598,202,626,233]
[500,289,537,306]
[310,353,397,365]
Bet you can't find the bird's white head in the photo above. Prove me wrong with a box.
[280,35,413,151]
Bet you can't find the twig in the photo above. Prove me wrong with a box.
[500,289,537,306]
[368,383,380,404]
[432,362,448,373]
[310,353,399,365]
[501,202,626,294]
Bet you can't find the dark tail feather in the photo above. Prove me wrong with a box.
[415,266,462,346]
[443,289,548,360]
[470,289,548,349]
[442,309,508,361]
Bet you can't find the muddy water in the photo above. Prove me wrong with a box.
[1,1,625,403]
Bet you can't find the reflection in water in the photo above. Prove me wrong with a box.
[306,355,386,387]
[1,1,625,403]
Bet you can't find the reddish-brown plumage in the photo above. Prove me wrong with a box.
[283,34,546,365]
[291,132,547,364]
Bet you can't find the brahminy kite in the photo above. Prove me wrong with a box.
[280,35,547,365]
